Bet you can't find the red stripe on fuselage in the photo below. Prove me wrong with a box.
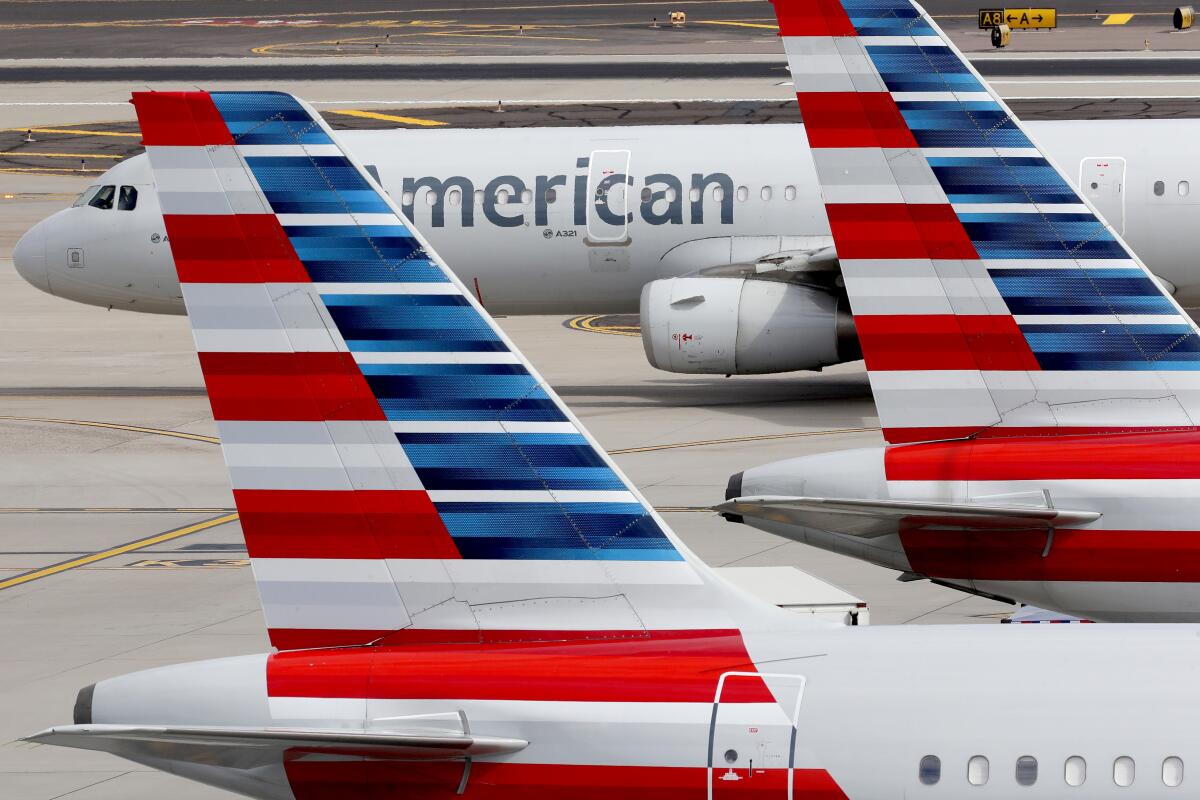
[773,0,857,36]
[283,761,849,800]
[165,214,310,283]
[236,489,459,561]
[826,204,978,260]
[902,528,1200,582]
[795,93,917,149]
[267,631,771,703]
[883,425,1200,444]
[132,92,233,146]
[199,351,385,421]
[268,627,702,651]
[855,314,1040,372]
[885,429,1200,481]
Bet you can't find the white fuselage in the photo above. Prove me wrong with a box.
[14,119,1200,315]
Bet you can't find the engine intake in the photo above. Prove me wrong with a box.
[640,277,858,375]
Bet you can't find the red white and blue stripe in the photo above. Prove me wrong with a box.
[775,0,1200,444]
[131,90,765,650]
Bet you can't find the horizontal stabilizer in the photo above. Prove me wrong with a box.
[26,724,528,762]
[716,495,1099,538]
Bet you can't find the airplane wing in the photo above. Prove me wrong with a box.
[715,495,1099,537]
[26,724,528,762]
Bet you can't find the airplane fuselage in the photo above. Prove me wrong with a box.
[16,119,1200,315]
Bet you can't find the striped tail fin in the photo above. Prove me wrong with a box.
[772,0,1200,444]
[131,91,768,650]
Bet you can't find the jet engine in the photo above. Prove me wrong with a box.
[640,276,858,375]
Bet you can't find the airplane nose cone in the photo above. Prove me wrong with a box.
[12,222,49,293]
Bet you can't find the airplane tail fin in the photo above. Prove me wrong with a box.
[772,0,1200,444]
[131,91,779,650]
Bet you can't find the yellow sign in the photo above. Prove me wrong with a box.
[1001,7,1056,29]
[978,8,1005,27]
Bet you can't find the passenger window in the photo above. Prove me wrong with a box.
[401,191,414,206]
[1154,180,1166,196]
[1065,756,1086,786]
[1016,756,1038,786]
[761,186,773,201]
[712,186,725,201]
[919,755,941,785]
[88,185,116,210]
[473,189,484,206]
[641,187,652,203]
[1179,181,1191,197]
[448,188,461,207]
[666,187,677,202]
[689,187,701,202]
[425,188,437,206]
[545,188,557,204]
[520,189,533,204]
[968,756,990,786]
[117,185,138,211]
[496,188,511,203]
[1163,757,1183,787]
[736,186,749,202]
[1114,756,1135,787]
[72,185,100,208]
[784,185,797,201]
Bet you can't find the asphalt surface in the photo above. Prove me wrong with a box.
[0,0,1192,59]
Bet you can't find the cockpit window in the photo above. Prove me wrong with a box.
[88,185,116,210]
[72,185,100,208]
[118,185,138,211]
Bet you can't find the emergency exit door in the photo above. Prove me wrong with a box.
[1080,156,1126,234]
[708,672,806,800]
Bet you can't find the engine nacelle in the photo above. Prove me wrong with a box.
[640,277,857,375]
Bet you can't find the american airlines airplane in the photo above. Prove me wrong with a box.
[719,2,1200,622]
[24,3,1200,793]
[13,118,1200,377]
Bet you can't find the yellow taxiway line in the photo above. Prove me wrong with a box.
[329,109,448,126]
[1103,13,1135,24]
[0,512,240,592]
[3,127,141,138]
[0,415,219,444]
[565,315,641,337]
[0,151,123,159]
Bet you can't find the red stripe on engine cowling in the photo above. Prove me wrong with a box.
[282,762,849,800]
[795,93,917,149]
[826,204,978,260]
[132,91,234,146]
[854,314,1041,372]
[773,0,857,36]
[236,489,460,560]
[164,214,311,283]
[267,630,772,703]
[901,528,1200,583]
[885,430,1200,481]
[199,351,386,421]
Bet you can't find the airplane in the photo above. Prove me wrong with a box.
[14,116,1200,378]
[24,5,1200,790]
[718,0,1200,623]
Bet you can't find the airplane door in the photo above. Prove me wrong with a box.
[1080,156,1126,234]
[587,149,633,245]
[708,672,806,800]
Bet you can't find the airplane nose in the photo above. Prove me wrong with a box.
[12,222,49,293]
